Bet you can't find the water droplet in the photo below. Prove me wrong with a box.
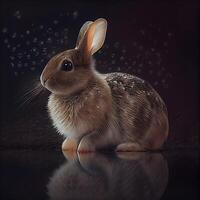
[114,42,119,48]
[139,45,143,50]
[55,32,59,37]
[132,61,136,65]
[60,39,64,44]
[2,27,8,33]
[64,28,68,33]
[140,30,145,35]
[17,53,23,59]
[139,63,143,68]
[122,49,126,54]
[149,70,153,75]
[33,38,38,43]
[161,67,165,71]
[157,71,162,77]
[12,33,17,38]
[136,54,141,58]
[163,42,168,47]
[12,47,16,52]
[133,42,137,46]
[72,11,79,19]
[14,10,21,19]
[14,71,18,76]
[17,62,22,68]
[64,34,68,40]
[47,37,52,43]
[26,41,30,45]
[168,32,173,37]
[111,60,116,64]
[154,81,158,86]
[120,56,124,61]
[53,20,58,25]
[4,39,8,43]
[155,52,161,57]
[163,83,168,88]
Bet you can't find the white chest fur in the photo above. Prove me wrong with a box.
[47,90,110,139]
[48,94,85,138]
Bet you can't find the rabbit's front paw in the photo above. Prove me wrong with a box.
[62,137,78,151]
[77,136,95,153]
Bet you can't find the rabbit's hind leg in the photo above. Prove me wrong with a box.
[115,142,145,152]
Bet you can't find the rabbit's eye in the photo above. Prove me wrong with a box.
[61,60,73,71]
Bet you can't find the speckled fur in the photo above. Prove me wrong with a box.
[105,72,169,149]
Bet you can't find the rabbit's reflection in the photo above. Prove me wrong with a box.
[47,152,168,200]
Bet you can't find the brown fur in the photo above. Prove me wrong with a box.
[40,18,169,152]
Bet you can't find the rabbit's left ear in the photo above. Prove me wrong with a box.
[79,18,107,56]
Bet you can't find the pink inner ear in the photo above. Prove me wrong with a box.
[86,23,96,55]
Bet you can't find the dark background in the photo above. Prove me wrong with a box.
[0,0,199,149]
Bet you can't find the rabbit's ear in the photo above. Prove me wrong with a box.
[79,18,107,56]
[76,21,93,48]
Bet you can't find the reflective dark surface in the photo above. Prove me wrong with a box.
[0,149,199,200]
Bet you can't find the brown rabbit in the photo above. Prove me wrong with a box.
[40,18,169,152]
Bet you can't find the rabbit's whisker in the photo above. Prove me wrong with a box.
[16,82,44,111]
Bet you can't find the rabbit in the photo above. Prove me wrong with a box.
[40,18,169,152]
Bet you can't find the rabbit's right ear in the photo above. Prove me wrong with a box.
[78,18,107,60]
[76,21,93,48]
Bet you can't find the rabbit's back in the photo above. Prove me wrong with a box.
[105,72,168,149]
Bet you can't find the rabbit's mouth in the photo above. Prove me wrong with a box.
[42,77,56,91]
[43,77,69,95]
